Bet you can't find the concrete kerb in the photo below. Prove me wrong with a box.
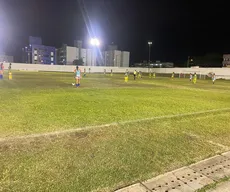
[115,152,230,192]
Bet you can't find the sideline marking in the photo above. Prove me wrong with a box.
[1,108,230,143]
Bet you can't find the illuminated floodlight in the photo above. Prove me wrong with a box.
[90,38,100,46]
[148,41,152,45]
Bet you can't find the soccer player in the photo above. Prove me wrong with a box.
[1,61,5,74]
[0,63,3,79]
[212,73,216,84]
[171,72,175,79]
[193,72,197,84]
[8,63,12,72]
[104,69,106,75]
[153,72,156,78]
[83,68,86,77]
[189,73,193,81]
[73,66,81,87]
[124,71,128,82]
[138,71,142,78]
[133,70,137,80]
[111,69,113,76]
[149,69,152,78]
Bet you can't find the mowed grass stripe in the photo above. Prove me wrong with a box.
[0,107,230,143]
[1,73,230,137]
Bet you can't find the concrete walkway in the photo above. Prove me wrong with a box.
[115,151,230,192]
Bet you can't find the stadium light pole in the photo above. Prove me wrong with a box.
[148,42,152,63]
[148,41,152,69]
[90,38,100,66]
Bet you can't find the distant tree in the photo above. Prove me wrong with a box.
[73,58,84,66]
[190,53,222,68]
[202,53,222,67]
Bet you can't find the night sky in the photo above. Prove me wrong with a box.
[0,0,229,64]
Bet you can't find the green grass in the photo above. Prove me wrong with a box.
[197,177,230,192]
[1,71,230,191]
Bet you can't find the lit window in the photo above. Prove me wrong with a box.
[51,52,54,56]
[51,57,54,61]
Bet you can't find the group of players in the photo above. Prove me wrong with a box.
[0,64,217,86]
[171,72,216,84]
[0,63,12,80]
[72,66,217,88]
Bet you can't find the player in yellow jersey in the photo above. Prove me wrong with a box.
[133,70,137,80]
[193,72,197,84]
[171,72,175,79]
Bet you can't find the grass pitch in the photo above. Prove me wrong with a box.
[1,71,230,191]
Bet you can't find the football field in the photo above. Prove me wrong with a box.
[1,71,230,192]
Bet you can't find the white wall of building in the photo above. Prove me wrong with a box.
[104,50,122,67]
[114,50,121,67]
[103,50,130,67]
[86,49,96,66]
[64,47,96,66]
[121,51,130,67]
[66,46,78,65]
[104,51,112,66]
[86,49,92,66]
[81,49,87,65]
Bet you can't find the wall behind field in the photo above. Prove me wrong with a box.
[3,63,230,78]
[3,63,149,73]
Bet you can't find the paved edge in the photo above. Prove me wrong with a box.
[114,151,230,192]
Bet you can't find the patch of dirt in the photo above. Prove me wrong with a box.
[0,130,90,152]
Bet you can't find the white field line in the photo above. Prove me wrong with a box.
[184,132,229,150]
[0,107,230,143]
[207,140,229,150]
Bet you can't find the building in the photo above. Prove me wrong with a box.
[23,36,56,64]
[121,51,130,67]
[104,50,121,67]
[104,50,130,67]
[223,54,230,67]
[74,40,82,59]
[0,53,14,63]
[57,44,79,65]
[57,44,96,66]
[81,48,87,64]
[86,49,93,66]
[57,41,130,67]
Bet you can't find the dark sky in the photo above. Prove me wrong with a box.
[0,0,229,63]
